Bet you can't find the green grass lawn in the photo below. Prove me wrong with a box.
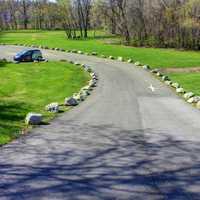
[168,73,200,96]
[1,30,200,68]
[0,61,90,145]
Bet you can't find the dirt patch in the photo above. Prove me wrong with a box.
[160,67,200,73]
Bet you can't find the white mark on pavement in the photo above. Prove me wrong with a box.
[148,84,157,92]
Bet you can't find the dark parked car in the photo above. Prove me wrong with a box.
[14,49,44,62]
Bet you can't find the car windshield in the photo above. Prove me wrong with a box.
[16,50,29,56]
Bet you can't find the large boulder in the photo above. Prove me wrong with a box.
[45,102,59,113]
[25,113,42,125]
[184,92,195,100]
[78,50,83,54]
[64,97,78,106]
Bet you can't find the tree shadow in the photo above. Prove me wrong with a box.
[0,61,7,68]
[0,124,200,199]
[68,34,116,41]
[0,100,30,141]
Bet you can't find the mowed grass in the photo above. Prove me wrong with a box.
[0,61,90,145]
[168,73,200,96]
[1,30,200,68]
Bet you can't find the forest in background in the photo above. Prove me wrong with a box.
[1,0,200,50]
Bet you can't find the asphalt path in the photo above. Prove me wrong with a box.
[0,45,200,200]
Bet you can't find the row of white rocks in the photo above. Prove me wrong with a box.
[25,62,98,125]
[1,43,136,63]
[2,43,199,123]
[107,54,200,110]
[149,68,200,109]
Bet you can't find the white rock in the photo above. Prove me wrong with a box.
[109,56,114,59]
[82,85,92,91]
[118,57,123,62]
[71,49,77,53]
[78,90,89,101]
[89,79,97,87]
[85,67,92,73]
[90,72,98,80]
[187,96,200,103]
[184,92,195,100]
[143,65,150,70]
[127,59,133,63]
[90,72,95,77]
[78,51,83,54]
[176,88,185,93]
[25,113,42,125]
[64,97,78,106]
[74,62,80,66]
[161,76,169,81]
[151,69,159,73]
[91,52,97,56]
[196,101,200,109]
[165,81,172,86]
[73,93,84,101]
[80,90,90,97]
[171,82,180,89]
[134,61,141,66]
[156,72,162,77]
[45,102,59,113]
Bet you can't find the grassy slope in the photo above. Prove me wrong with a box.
[0,61,90,145]
[168,73,200,96]
[1,30,200,68]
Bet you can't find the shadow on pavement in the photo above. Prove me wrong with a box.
[0,124,200,199]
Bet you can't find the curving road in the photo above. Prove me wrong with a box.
[1,45,200,200]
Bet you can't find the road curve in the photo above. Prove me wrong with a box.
[0,45,200,200]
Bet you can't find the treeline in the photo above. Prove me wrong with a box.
[100,0,200,49]
[1,0,200,50]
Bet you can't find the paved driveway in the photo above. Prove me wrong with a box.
[0,45,200,199]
